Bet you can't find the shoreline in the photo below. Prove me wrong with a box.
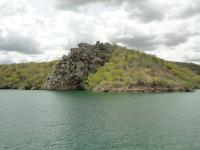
[0,86,197,93]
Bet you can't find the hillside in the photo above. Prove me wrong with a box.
[0,61,56,89]
[176,62,200,75]
[85,47,200,92]
[0,42,200,92]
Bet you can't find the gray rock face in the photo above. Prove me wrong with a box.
[45,41,113,90]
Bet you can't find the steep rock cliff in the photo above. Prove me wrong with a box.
[45,41,113,90]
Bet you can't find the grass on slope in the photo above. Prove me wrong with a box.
[85,47,200,92]
[0,61,57,89]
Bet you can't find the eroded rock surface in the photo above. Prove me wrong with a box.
[45,41,113,90]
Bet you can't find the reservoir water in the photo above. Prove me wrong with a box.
[0,90,200,150]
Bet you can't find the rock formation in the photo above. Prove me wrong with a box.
[45,41,113,90]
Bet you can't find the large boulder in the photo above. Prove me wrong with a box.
[44,41,113,90]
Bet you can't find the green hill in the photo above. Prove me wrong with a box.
[0,61,57,89]
[84,47,200,92]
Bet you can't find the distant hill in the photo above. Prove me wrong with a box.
[0,61,57,89]
[176,62,200,75]
[0,42,200,92]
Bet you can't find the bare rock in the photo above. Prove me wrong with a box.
[44,41,113,90]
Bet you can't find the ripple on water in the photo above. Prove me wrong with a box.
[0,90,200,149]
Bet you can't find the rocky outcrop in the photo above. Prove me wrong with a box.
[45,41,113,90]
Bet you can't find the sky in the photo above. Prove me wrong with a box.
[0,0,200,64]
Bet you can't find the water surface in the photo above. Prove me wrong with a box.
[0,90,200,150]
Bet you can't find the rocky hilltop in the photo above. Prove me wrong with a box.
[45,41,113,90]
[44,41,200,92]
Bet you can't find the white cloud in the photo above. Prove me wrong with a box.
[0,0,200,64]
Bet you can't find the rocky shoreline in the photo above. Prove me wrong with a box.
[0,87,195,93]
[100,87,193,93]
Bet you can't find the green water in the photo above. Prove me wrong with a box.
[0,90,200,150]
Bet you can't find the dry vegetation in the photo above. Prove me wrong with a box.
[0,61,57,89]
[85,47,200,92]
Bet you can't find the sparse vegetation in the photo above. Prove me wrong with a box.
[0,61,57,89]
[85,47,200,92]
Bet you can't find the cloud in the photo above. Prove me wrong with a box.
[55,0,165,22]
[0,49,66,64]
[1,0,200,64]
[55,0,146,9]
[0,30,41,54]
[112,35,157,51]
[125,1,165,22]
[185,55,200,63]
[55,0,200,22]
[55,0,119,10]
[0,0,28,17]
[177,0,200,18]
[163,33,192,47]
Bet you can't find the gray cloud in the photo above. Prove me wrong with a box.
[112,35,157,51]
[178,1,200,18]
[136,8,164,22]
[162,30,198,47]
[163,33,190,47]
[55,0,200,22]
[111,31,197,51]
[55,0,107,10]
[55,0,164,22]
[125,1,164,22]
[55,0,146,9]
[0,31,41,54]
